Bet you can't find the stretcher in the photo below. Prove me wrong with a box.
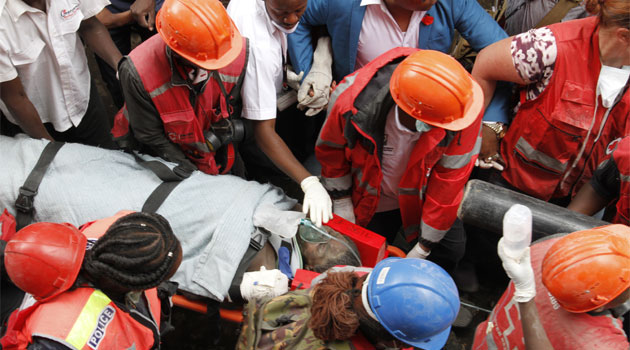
[172,245,406,323]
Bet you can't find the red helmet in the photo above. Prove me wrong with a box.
[542,224,630,313]
[4,222,86,301]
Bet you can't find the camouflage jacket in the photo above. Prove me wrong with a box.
[237,289,356,350]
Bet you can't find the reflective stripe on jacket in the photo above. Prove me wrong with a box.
[500,17,630,201]
[315,47,482,244]
[472,235,628,350]
[112,34,248,175]
[1,212,162,350]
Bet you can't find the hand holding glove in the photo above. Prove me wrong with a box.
[297,36,333,116]
[285,66,304,91]
[301,176,333,227]
[497,238,536,302]
[332,197,356,223]
[240,267,289,301]
[406,242,431,259]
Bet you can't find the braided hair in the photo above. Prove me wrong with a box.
[81,212,181,292]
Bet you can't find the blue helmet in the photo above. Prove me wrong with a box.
[361,258,460,350]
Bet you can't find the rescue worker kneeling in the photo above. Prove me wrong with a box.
[0,212,182,350]
[112,0,248,176]
[238,258,460,350]
[316,48,483,272]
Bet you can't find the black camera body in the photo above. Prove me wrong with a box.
[204,118,251,152]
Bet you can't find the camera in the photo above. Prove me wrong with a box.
[203,118,251,152]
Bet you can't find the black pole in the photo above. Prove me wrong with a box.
[457,180,609,241]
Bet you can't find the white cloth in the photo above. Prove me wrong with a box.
[0,135,298,301]
[228,0,284,121]
[597,65,630,108]
[240,267,289,301]
[355,0,425,70]
[377,106,421,212]
[0,0,108,132]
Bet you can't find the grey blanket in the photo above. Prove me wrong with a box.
[0,135,297,301]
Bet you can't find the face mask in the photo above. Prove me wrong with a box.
[271,20,299,34]
[596,65,630,108]
[416,120,433,133]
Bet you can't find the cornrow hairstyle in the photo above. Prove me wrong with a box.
[81,212,181,291]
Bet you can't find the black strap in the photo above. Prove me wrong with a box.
[142,181,181,214]
[15,142,65,230]
[122,149,193,214]
[128,151,192,182]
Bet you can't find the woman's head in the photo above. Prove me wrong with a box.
[309,272,398,345]
[81,212,182,296]
[585,0,630,29]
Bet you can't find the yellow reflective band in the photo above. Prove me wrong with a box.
[65,290,112,349]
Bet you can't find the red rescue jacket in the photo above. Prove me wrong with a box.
[500,17,630,201]
[472,235,628,350]
[112,34,248,175]
[316,47,482,244]
[1,211,163,350]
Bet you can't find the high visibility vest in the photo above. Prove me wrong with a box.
[316,47,482,243]
[472,236,628,350]
[500,17,630,201]
[1,211,162,350]
[112,34,248,175]
[609,137,630,225]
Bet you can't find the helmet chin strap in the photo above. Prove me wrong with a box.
[361,272,379,321]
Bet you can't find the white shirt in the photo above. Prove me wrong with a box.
[355,0,425,70]
[0,0,108,132]
[377,106,421,212]
[228,0,284,121]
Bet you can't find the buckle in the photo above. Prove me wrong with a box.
[15,187,37,214]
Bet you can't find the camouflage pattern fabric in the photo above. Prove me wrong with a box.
[237,289,353,350]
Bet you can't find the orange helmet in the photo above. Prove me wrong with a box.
[389,50,484,131]
[156,0,242,70]
[542,224,630,313]
[4,222,86,301]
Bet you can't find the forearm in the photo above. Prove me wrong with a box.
[96,8,133,29]
[252,119,311,183]
[0,78,53,141]
[567,182,609,216]
[519,300,554,350]
[79,16,123,70]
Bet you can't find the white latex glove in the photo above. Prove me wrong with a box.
[240,267,289,301]
[406,242,431,259]
[300,176,333,227]
[475,158,505,171]
[497,238,536,303]
[285,66,304,91]
[332,197,356,223]
[297,36,333,116]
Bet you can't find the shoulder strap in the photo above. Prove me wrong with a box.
[125,150,193,214]
[535,0,581,28]
[15,142,65,230]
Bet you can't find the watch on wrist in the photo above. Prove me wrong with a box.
[485,122,506,140]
